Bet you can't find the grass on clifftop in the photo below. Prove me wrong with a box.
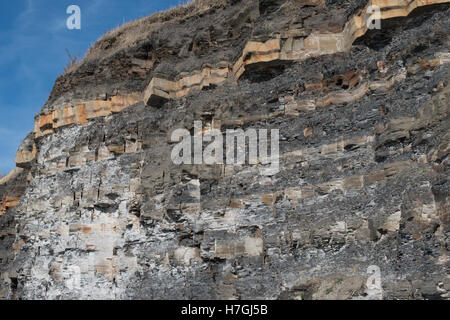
[64,0,227,74]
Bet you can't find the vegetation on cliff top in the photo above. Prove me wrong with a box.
[64,0,227,74]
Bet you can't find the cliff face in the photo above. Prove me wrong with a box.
[1,0,449,299]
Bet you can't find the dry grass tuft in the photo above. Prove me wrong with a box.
[63,49,82,75]
[66,0,227,72]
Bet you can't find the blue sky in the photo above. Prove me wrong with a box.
[0,0,181,175]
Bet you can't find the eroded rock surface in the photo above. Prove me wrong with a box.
[1,0,449,300]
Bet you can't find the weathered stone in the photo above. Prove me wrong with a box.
[1,0,449,301]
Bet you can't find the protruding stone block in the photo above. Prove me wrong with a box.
[15,133,36,168]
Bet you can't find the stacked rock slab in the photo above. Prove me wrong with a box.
[1,0,449,299]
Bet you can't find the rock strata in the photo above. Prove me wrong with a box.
[1,0,449,300]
